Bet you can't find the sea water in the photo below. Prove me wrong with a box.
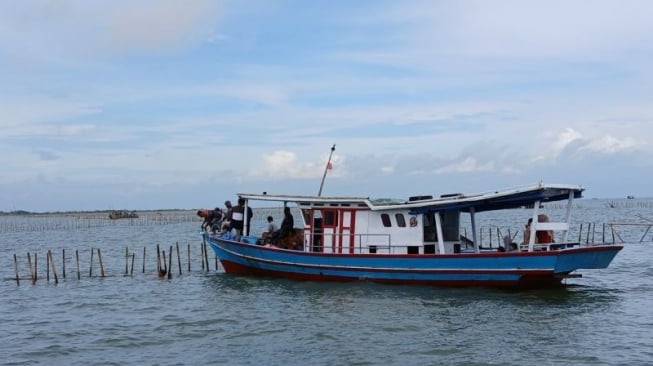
[1,199,652,365]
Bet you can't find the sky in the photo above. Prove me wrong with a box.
[1,0,652,212]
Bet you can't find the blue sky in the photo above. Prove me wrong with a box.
[1,0,652,212]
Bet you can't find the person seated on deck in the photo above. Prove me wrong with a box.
[218,223,233,240]
[262,216,278,244]
[270,207,294,247]
[535,214,554,244]
[522,218,533,245]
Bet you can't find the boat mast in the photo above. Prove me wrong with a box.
[317,144,336,197]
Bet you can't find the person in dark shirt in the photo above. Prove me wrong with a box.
[271,207,294,244]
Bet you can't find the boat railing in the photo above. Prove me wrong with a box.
[310,232,392,253]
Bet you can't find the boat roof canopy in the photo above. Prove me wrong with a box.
[238,183,583,213]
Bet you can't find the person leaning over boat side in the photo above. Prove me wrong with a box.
[197,210,211,232]
[230,198,246,241]
[270,207,294,245]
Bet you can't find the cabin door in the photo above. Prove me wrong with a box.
[338,209,356,254]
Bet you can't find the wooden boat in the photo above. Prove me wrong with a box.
[205,183,622,288]
[108,210,139,219]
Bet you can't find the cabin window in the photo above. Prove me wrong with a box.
[381,214,391,227]
[407,246,419,254]
[424,244,436,254]
[369,245,377,254]
[324,211,337,226]
[395,214,406,227]
[440,211,460,241]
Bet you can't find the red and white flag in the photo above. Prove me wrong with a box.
[327,162,333,170]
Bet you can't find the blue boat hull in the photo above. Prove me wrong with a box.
[206,235,622,288]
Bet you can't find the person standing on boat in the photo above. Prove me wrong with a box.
[230,198,246,241]
[245,205,253,236]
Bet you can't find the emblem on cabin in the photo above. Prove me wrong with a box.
[409,216,418,227]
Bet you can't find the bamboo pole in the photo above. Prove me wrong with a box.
[586,223,591,244]
[46,250,51,281]
[14,254,19,286]
[98,248,105,277]
[76,250,81,280]
[89,248,94,277]
[187,243,191,272]
[602,223,605,244]
[62,249,66,279]
[27,252,35,284]
[176,242,182,276]
[156,245,161,272]
[34,253,38,284]
[200,241,205,271]
[611,225,616,244]
[168,245,173,279]
[49,250,59,284]
[578,223,583,242]
[142,247,146,274]
[125,247,129,275]
[215,254,218,271]
[203,242,209,272]
[130,253,135,277]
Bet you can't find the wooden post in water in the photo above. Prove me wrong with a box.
[142,247,146,274]
[215,254,218,271]
[187,243,191,273]
[46,250,50,282]
[48,250,59,284]
[89,248,94,277]
[586,223,591,244]
[578,224,583,242]
[76,250,81,280]
[176,242,182,276]
[611,225,616,244]
[162,250,167,273]
[14,254,19,286]
[130,253,135,277]
[34,253,38,284]
[27,252,36,285]
[98,248,105,277]
[602,223,605,244]
[168,245,173,279]
[203,242,209,272]
[200,241,205,271]
[156,245,161,273]
[62,249,66,279]
[125,247,129,275]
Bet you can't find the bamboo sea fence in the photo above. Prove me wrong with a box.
[0,210,197,233]
[10,240,219,286]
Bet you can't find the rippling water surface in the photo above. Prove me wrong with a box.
[1,200,652,365]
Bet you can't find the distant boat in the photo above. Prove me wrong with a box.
[627,195,635,199]
[109,210,139,219]
[205,183,622,289]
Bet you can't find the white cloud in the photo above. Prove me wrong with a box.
[581,135,638,155]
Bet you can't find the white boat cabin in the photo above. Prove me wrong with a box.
[240,184,584,255]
